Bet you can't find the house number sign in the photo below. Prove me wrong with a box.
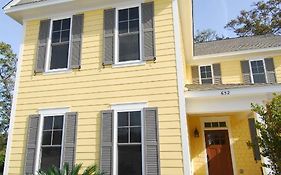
[221,90,231,95]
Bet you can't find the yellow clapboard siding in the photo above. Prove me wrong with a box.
[8,0,185,174]
[274,56,281,83]
[221,60,243,84]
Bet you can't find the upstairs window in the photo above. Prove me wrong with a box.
[117,7,140,63]
[49,18,71,70]
[250,60,266,83]
[40,115,64,171]
[199,65,213,84]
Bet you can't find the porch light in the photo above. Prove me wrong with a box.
[194,128,200,138]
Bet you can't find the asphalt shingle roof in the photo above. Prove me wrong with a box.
[185,83,281,91]
[194,35,281,56]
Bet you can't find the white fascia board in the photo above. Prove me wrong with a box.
[185,84,281,99]
[4,0,73,12]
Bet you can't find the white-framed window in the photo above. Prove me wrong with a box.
[199,65,213,84]
[115,5,142,65]
[40,115,64,171]
[111,102,146,175]
[249,59,267,83]
[35,108,69,172]
[46,17,72,72]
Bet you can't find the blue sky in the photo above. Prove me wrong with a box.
[193,0,259,37]
[0,0,23,55]
[0,0,260,55]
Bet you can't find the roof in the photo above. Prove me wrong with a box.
[194,34,281,56]
[185,83,281,91]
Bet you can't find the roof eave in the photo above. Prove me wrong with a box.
[192,46,281,61]
[4,0,73,24]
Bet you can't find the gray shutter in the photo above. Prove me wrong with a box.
[264,58,277,84]
[241,60,252,84]
[213,63,222,84]
[143,107,160,175]
[103,9,115,66]
[100,110,114,175]
[70,14,84,69]
[24,114,40,175]
[248,118,261,160]
[62,112,78,168]
[142,2,155,61]
[191,66,200,84]
[35,19,50,73]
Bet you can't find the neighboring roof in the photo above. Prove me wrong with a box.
[185,83,281,91]
[194,35,281,56]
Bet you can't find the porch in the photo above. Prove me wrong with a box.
[185,83,281,175]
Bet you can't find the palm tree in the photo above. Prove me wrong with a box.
[37,163,104,175]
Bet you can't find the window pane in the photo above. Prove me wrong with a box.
[219,122,227,127]
[118,145,142,175]
[201,79,212,84]
[50,44,69,69]
[129,20,139,32]
[118,128,128,143]
[62,18,71,30]
[253,74,266,83]
[52,131,63,145]
[129,7,139,20]
[52,32,60,43]
[201,72,206,78]
[44,116,53,130]
[130,111,141,126]
[40,147,61,171]
[61,30,70,42]
[130,127,141,143]
[119,9,128,21]
[119,21,128,34]
[42,131,52,145]
[54,116,64,129]
[53,20,61,31]
[206,66,212,72]
[118,112,128,127]
[119,34,140,62]
[212,122,219,127]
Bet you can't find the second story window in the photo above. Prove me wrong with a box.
[250,60,266,83]
[200,65,213,84]
[49,18,71,70]
[117,7,140,63]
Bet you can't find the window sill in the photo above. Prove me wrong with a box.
[43,69,72,75]
[112,60,145,68]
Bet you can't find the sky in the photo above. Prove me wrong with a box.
[0,0,261,55]
[193,0,260,38]
[0,0,23,55]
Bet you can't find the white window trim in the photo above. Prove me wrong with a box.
[45,15,73,73]
[200,117,237,175]
[111,102,147,175]
[249,58,268,84]
[35,107,70,173]
[114,4,144,67]
[198,64,214,84]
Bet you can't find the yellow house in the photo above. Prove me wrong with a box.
[3,0,281,175]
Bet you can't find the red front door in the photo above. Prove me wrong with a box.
[205,130,234,175]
